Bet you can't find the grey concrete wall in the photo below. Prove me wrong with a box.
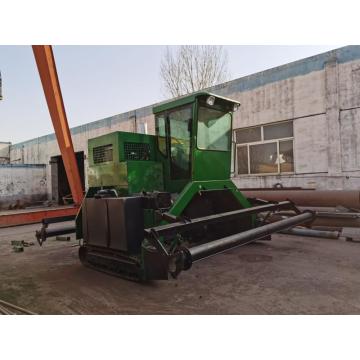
[0,164,47,209]
[7,45,360,199]
[228,54,360,190]
[0,142,10,164]
[10,117,138,197]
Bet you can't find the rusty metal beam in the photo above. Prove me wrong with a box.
[242,190,360,209]
[32,45,83,205]
[280,227,340,239]
[0,207,78,228]
[268,211,360,229]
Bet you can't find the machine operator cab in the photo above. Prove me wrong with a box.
[153,92,240,194]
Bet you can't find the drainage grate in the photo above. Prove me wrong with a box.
[93,144,113,164]
[124,142,150,160]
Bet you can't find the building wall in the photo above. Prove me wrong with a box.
[0,164,47,209]
[215,47,360,190]
[8,45,360,200]
[10,112,145,198]
[0,142,11,164]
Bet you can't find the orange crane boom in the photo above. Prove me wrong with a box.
[32,45,83,205]
[0,45,83,227]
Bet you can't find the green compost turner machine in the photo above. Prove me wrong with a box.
[73,92,314,280]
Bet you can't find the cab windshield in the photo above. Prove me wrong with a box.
[197,106,232,151]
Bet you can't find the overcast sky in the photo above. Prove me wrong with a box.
[0,45,339,143]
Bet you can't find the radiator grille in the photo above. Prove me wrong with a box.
[124,142,150,161]
[93,144,113,164]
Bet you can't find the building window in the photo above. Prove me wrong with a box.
[236,146,248,175]
[235,121,294,175]
[235,126,261,143]
[249,142,278,174]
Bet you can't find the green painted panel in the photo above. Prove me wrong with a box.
[127,161,164,193]
[88,162,128,188]
[117,132,157,162]
[88,132,119,166]
[88,131,160,192]
[192,149,231,181]
[169,180,252,217]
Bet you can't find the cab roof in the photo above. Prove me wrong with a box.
[152,91,240,114]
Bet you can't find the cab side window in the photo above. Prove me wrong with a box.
[156,114,167,156]
[169,106,192,179]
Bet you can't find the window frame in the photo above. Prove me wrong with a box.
[167,104,193,180]
[196,104,233,152]
[234,121,295,176]
[155,113,168,157]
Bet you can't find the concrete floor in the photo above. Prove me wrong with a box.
[1,222,360,314]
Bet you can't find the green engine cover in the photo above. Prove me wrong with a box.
[87,131,163,194]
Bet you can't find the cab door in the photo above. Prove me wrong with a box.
[155,105,192,193]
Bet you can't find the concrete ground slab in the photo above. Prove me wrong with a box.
[1,222,360,314]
